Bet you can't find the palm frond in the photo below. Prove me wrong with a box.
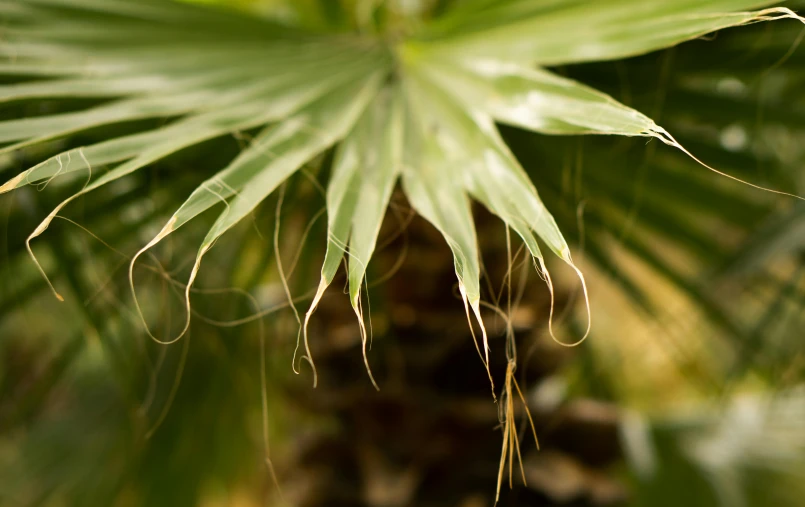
[2,2,805,503]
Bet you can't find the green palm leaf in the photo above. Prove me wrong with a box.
[2,0,800,339]
[423,0,799,64]
[2,2,805,502]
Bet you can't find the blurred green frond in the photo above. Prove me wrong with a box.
[2,0,805,504]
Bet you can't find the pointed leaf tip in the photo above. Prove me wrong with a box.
[0,173,25,194]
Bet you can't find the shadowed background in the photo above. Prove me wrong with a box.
[2,1,805,506]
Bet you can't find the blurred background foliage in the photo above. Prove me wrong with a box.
[2,1,805,506]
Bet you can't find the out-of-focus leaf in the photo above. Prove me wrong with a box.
[420,0,799,66]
